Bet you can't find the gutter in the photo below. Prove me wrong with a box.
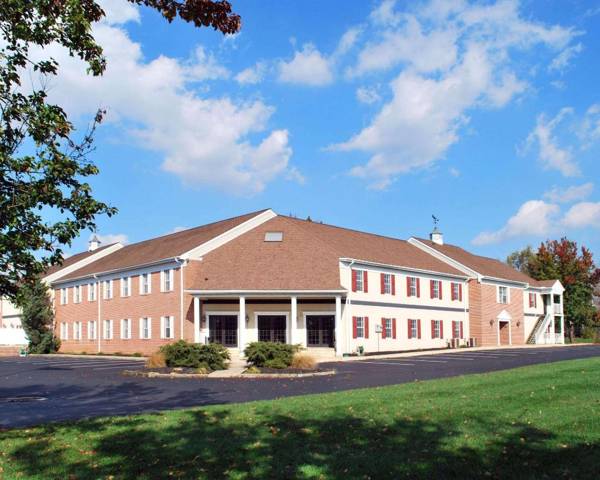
[339,257,470,280]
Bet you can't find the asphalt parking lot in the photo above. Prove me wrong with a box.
[1,345,599,429]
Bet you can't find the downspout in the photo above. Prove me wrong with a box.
[176,257,185,340]
[94,274,101,353]
[344,260,356,356]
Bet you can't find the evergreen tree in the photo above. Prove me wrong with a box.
[18,277,59,353]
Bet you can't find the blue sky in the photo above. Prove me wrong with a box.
[48,0,600,261]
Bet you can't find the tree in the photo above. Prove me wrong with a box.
[528,239,600,335]
[506,246,536,275]
[18,276,59,353]
[0,1,240,302]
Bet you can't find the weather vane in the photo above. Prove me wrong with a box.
[432,215,439,228]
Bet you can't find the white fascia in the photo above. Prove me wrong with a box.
[407,238,480,280]
[42,242,124,285]
[180,209,277,261]
[185,289,346,298]
[338,258,469,281]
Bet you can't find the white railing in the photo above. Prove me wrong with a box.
[553,304,562,314]
[534,313,552,344]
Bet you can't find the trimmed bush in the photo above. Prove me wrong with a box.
[291,353,316,370]
[244,342,299,369]
[160,341,230,370]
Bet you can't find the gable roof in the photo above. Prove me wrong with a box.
[188,216,465,292]
[44,243,117,277]
[413,238,534,284]
[55,210,270,283]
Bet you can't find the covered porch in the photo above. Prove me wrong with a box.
[187,291,346,357]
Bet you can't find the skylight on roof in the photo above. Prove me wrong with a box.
[264,231,283,242]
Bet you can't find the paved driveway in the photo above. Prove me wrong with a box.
[1,345,599,429]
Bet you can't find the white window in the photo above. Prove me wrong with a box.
[73,285,82,304]
[60,288,68,305]
[354,269,364,292]
[140,317,152,339]
[103,280,113,299]
[88,321,97,340]
[60,322,68,340]
[88,283,97,302]
[355,316,365,338]
[409,319,418,339]
[498,286,509,304]
[453,321,462,339]
[140,273,151,295]
[161,269,174,292]
[103,319,113,340]
[408,277,418,297]
[451,282,461,301]
[121,277,131,297]
[432,320,442,339]
[161,316,174,339]
[383,273,392,294]
[383,318,393,338]
[73,322,82,340]
[121,319,131,340]
[431,280,441,299]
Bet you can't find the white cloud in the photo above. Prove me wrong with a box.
[579,104,600,148]
[356,86,381,105]
[285,166,306,185]
[562,202,600,229]
[333,0,578,188]
[472,200,560,245]
[235,62,267,85]
[98,0,140,25]
[543,183,594,203]
[93,233,129,245]
[549,43,583,72]
[449,167,460,177]
[35,2,295,195]
[525,108,580,177]
[169,226,189,234]
[335,27,362,57]
[278,44,334,87]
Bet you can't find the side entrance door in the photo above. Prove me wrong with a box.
[306,315,335,347]
[257,315,287,343]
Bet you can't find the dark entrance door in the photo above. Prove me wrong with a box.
[209,315,238,347]
[306,315,335,347]
[257,315,287,343]
[499,321,510,345]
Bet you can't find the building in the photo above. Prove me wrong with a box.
[0,240,122,351]
[51,209,564,357]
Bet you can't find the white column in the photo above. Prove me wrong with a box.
[335,295,343,357]
[290,296,297,345]
[239,296,246,353]
[508,321,512,345]
[193,296,200,343]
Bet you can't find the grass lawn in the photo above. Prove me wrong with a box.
[1,358,599,480]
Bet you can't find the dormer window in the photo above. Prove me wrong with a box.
[264,231,283,242]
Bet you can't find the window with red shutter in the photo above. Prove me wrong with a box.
[352,270,357,292]
[430,279,434,299]
[392,318,396,339]
[365,317,369,338]
[417,319,421,339]
[407,319,412,339]
[431,319,435,337]
[406,277,411,296]
[352,317,357,339]
[381,318,386,339]
[380,273,385,294]
[416,278,421,297]
[363,271,368,293]
[391,275,396,295]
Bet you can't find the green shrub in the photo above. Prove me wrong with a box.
[160,341,230,370]
[244,342,298,368]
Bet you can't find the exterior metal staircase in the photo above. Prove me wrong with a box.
[527,313,551,344]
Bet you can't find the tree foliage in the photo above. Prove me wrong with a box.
[18,276,59,353]
[508,239,600,333]
[0,1,240,301]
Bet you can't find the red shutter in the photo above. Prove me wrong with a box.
[416,278,421,298]
[440,321,444,339]
[381,318,386,339]
[406,277,411,296]
[391,275,396,295]
[459,284,463,301]
[407,319,412,339]
[451,283,456,301]
[365,317,369,338]
[352,270,357,292]
[380,273,385,294]
[431,319,435,338]
[460,321,464,339]
[452,321,456,338]
[352,317,357,339]
[430,279,434,299]
[363,271,368,293]
[392,318,396,339]
[439,281,443,300]
[417,319,422,339]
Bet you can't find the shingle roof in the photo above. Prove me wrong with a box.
[415,238,534,284]
[55,210,269,282]
[44,243,117,277]
[533,279,558,288]
[188,216,466,291]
